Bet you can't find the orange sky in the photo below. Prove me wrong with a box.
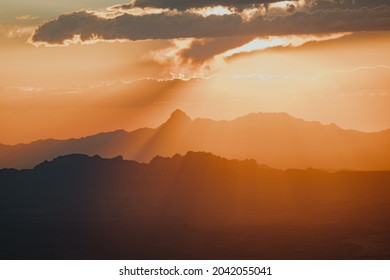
[1,1,390,144]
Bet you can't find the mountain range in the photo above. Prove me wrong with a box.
[1,110,390,170]
[1,152,390,259]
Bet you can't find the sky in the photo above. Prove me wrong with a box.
[1,0,390,144]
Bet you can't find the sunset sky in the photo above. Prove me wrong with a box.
[1,0,390,144]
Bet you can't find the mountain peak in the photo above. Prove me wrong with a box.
[163,109,192,126]
[170,109,191,120]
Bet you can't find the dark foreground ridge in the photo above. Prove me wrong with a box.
[1,152,390,259]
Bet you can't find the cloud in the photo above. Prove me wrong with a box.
[32,12,246,44]
[311,0,390,10]
[222,32,350,57]
[129,0,284,10]
[32,5,390,45]
[180,36,255,62]
[126,0,390,11]
[146,32,352,79]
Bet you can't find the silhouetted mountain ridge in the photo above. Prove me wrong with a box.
[1,151,389,221]
[1,110,390,170]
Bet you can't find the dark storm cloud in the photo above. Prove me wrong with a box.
[32,2,390,45]
[123,0,390,10]
[312,0,390,10]
[128,0,284,10]
[32,12,246,43]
